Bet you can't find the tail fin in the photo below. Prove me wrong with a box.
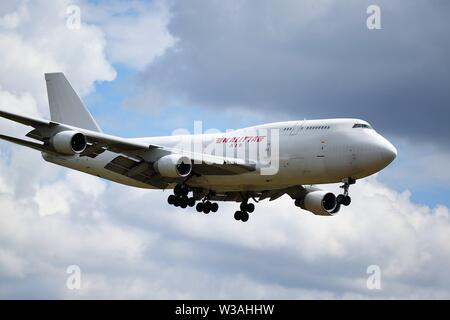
[45,72,102,132]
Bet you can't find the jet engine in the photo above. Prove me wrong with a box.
[50,131,87,155]
[295,190,340,216]
[153,154,192,178]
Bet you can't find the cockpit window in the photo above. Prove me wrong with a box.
[352,123,372,129]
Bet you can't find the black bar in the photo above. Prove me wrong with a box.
[1,300,447,319]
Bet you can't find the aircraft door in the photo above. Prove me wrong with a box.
[289,122,301,136]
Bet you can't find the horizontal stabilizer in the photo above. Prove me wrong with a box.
[0,134,55,154]
[0,109,51,128]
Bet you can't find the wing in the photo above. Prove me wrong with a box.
[0,134,56,154]
[0,109,159,158]
[0,109,256,185]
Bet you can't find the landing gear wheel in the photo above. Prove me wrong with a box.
[336,194,345,205]
[241,211,249,222]
[173,185,182,196]
[180,197,188,209]
[173,197,180,207]
[234,211,242,221]
[168,195,176,205]
[196,202,204,212]
[188,197,196,207]
[342,195,351,206]
[339,177,355,207]
[337,194,351,206]
[203,201,211,214]
[211,202,219,213]
[174,184,189,197]
[240,201,255,213]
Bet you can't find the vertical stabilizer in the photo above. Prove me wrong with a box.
[45,73,102,132]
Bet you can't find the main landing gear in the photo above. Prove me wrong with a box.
[196,201,219,214]
[168,185,258,222]
[167,184,219,214]
[167,184,195,208]
[234,201,255,222]
[336,177,355,207]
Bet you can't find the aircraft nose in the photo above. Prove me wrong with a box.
[350,133,397,177]
[378,138,397,167]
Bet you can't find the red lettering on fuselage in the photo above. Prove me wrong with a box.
[215,136,266,144]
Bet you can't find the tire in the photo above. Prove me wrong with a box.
[211,202,219,212]
[234,211,242,221]
[336,194,345,204]
[173,185,182,196]
[188,197,196,207]
[181,187,189,197]
[168,195,176,205]
[196,202,204,212]
[180,197,188,208]
[246,203,255,213]
[343,196,351,206]
[240,202,247,211]
[241,212,249,222]
[203,201,211,214]
[173,196,180,207]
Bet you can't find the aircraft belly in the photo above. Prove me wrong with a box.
[187,171,290,192]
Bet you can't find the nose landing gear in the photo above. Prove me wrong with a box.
[337,177,355,206]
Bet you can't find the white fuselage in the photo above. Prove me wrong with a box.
[42,118,397,192]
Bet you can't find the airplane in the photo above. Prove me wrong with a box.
[0,73,397,222]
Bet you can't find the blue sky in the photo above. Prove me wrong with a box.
[378,146,450,208]
[85,64,266,137]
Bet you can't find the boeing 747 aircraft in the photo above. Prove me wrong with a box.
[0,73,397,222]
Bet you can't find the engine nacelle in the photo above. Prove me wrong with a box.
[295,190,340,216]
[153,154,192,178]
[50,131,87,155]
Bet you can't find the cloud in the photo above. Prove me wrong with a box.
[0,90,40,141]
[82,0,177,71]
[34,171,106,216]
[129,0,450,148]
[0,0,122,200]
[0,0,116,112]
[379,138,450,192]
[1,151,450,299]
